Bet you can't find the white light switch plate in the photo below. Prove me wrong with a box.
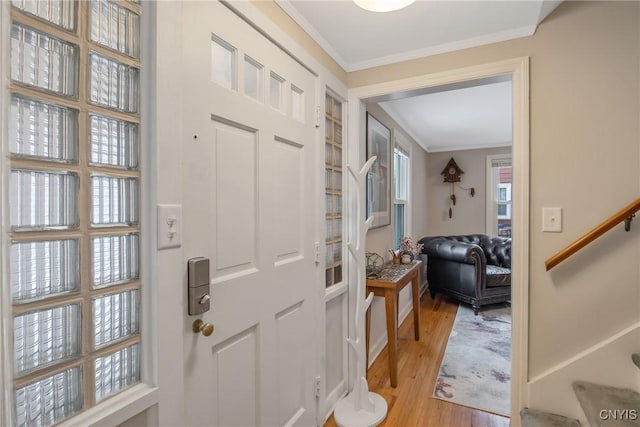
[542,207,562,232]
[158,204,182,249]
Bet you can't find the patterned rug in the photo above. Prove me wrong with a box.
[433,303,511,416]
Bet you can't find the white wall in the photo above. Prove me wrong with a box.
[349,0,640,410]
[117,1,640,424]
[364,103,429,364]
[426,147,510,236]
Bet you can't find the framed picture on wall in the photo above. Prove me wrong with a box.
[366,113,391,228]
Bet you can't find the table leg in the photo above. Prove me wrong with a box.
[366,303,371,376]
[384,288,398,387]
[412,272,421,341]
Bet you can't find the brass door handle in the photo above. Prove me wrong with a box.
[192,319,214,336]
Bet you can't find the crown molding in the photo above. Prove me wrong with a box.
[275,0,349,71]
[377,103,429,152]
[426,141,512,153]
[347,25,537,72]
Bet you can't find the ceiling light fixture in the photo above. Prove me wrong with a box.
[354,0,416,12]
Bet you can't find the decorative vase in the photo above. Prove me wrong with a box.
[401,254,411,264]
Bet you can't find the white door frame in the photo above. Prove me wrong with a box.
[347,57,530,419]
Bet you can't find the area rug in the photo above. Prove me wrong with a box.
[433,303,511,416]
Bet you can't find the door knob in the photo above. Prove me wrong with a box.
[192,319,214,336]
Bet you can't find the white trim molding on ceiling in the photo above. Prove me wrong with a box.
[276,0,561,73]
[275,0,350,70]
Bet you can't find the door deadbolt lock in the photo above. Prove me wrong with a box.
[188,257,211,315]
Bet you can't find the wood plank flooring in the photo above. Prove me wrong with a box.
[323,293,511,427]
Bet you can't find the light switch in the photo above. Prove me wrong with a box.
[542,207,562,232]
[158,204,182,249]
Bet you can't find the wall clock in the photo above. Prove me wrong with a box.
[441,157,463,183]
[440,157,475,218]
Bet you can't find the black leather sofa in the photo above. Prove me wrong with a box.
[418,234,511,315]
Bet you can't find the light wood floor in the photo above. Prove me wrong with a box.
[323,293,511,427]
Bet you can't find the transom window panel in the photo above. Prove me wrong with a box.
[11,0,77,31]
[8,1,142,424]
[324,93,343,287]
[13,303,82,376]
[211,34,236,90]
[92,233,140,288]
[10,23,79,98]
[90,0,140,58]
[89,114,138,169]
[270,72,284,111]
[244,55,263,101]
[91,175,139,226]
[291,85,304,122]
[11,239,80,302]
[10,170,79,230]
[10,95,78,162]
[89,52,139,113]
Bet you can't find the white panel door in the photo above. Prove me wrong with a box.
[180,2,319,426]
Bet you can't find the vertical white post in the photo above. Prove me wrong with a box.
[333,157,387,427]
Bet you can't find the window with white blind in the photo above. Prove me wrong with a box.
[6,1,142,425]
[393,144,410,250]
[325,92,343,287]
[486,154,513,237]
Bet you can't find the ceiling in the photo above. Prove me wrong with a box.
[277,0,562,152]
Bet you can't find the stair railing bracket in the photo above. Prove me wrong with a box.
[624,214,635,232]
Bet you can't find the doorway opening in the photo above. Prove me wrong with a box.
[347,57,529,417]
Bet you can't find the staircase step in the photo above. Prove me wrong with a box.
[573,381,640,427]
[633,353,640,370]
[520,408,581,427]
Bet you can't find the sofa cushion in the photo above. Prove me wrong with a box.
[486,265,511,288]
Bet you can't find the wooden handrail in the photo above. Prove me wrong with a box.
[545,198,640,271]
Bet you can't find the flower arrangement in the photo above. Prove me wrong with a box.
[399,236,424,256]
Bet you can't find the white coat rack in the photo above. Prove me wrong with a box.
[333,157,387,427]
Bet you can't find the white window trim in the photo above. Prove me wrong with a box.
[0,1,11,425]
[486,153,513,236]
[393,133,412,244]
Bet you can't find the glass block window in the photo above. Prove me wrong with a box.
[11,239,80,302]
[10,23,79,97]
[89,53,139,113]
[91,175,139,226]
[11,0,77,31]
[14,304,82,375]
[90,0,140,58]
[10,95,78,162]
[95,343,140,402]
[14,366,83,426]
[7,1,142,424]
[89,114,139,168]
[92,289,140,348]
[325,93,343,287]
[92,233,140,288]
[10,170,79,230]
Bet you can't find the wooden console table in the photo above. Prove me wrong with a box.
[366,260,421,387]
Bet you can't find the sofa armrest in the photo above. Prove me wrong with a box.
[421,239,486,266]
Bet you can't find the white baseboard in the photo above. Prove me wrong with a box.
[528,322,640,425]
[367,301,415,368]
